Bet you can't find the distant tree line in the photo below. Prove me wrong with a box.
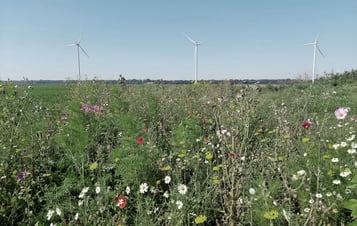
[4,69,356,85]
[8,78,296,85]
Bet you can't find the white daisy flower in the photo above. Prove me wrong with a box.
[340,168,352,177]
[332,179,341,185]
[333,144,340,150]
[55,207,61,216]
[163,191,169,198]
[249,188,256,195]
[164,176,171,184]
[82,187,89,194]
[139,183,148,194]
[47,210,54,220]
[125,186,131,195]
[346,134,355,141]
[352,142,357,149]
[176,200,183,210]
[74,212,79,220]
[297,170,306,177]
[178,184,188,195]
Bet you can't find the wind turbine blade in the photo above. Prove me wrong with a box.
[183,33,196,44]
[315,33,320,42]
[77,33,83,44]
[304,43,314,46]
[317,46,325,58]
[78,44,89,57]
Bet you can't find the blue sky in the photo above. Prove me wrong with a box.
[1,0,356,81]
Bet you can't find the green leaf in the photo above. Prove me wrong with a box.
[348,220,357,226]
[343,199,357,219]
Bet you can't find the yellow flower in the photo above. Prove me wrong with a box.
[327,170,334,177]
[194,215,207,224]
[89,162,98,170]
[178,150,187,158]
[205,152,213,160]
[302,137,310,143]
[322,155,330,160]
[160,165,172,171]
[212,176,220,184]
[212,164,223,171]
[263,210,279,220]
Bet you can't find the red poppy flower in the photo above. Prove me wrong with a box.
[302,121,312,129]
[137,136,144,145]
[116,195,127,209]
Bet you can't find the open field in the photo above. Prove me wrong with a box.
[1,71,357,225]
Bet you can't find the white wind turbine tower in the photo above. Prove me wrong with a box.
[304,34,325,84]
[184,33,202,83]
[67,36,89,81]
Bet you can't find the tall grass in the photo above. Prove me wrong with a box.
[0,72,356,225]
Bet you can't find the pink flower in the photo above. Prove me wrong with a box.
[335,107,350,120]
[302,121,312,129]
[81,103,104,113]
[116,195,127,209]
[60,114,68,121]
[92,105,102,112]
[81,103,90,112]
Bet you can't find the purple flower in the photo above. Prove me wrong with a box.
[18,172,25,181]
[302,121,312,129]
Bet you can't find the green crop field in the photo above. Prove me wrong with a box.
[28,84,72,103]
[1,71,357,225]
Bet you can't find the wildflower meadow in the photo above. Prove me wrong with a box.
[0,71,357,225]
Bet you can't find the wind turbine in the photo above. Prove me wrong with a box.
[67,36,89,81]
[304,34,325,84]
[184,33,201,83]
